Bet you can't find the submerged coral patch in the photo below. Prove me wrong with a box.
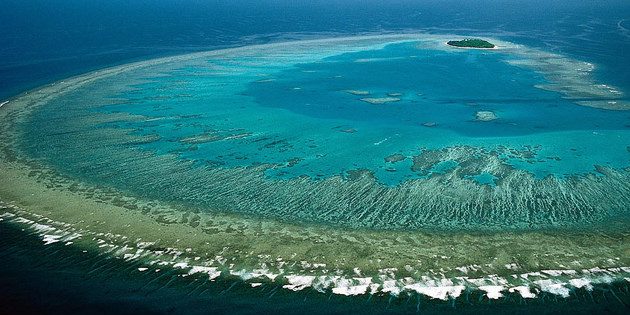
[0,34,628,303]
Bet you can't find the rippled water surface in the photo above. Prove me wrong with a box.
[1,1,629,314]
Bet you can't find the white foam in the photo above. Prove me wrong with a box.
[542,269,576,277]
[504,263,519,270]
[173,262,189,269]
[28,221,82,245]
[32,223,55,233]
[479,285,504,299]
[230,268,277,281]
[569,278,593,290]
[123,249,146,261]
[283,275,316,291]
[310,276,339,292]
[137,241,156,248]
[331,277,373,296]
[381,280,402,296]
[5,212,630,302]
[189,266,221,280]
[520,271,542,279]
[509,286,536,298]
[405,283,465,300]
[369,283,380,294]
[455,265,480,274]
[535,280,570,298]
[42,234,62,245]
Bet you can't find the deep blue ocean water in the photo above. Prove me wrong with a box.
[2,220,628,315]
[2,0,630,100]
[1,1,630,314]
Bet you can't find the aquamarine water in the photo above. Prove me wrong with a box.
[15,36,630,231]
[101,42,630,184]
[1,1,630,313]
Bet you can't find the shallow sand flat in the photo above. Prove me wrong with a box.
[344,89,370,95]
[360,97,401,104]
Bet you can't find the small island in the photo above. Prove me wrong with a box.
[447,39,495,49]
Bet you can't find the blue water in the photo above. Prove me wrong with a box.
[2,0,630,100]
[2,1,630,314]
[46,39,623,188]
[3,219,627,315]
[246,42,629,136]
[7,2,629,230]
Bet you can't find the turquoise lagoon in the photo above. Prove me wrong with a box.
[1,35,629,307]
[18,35,630,229]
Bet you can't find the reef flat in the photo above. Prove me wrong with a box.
[360,97,401,104]
[0,34,629,305]
[475,110,498,121]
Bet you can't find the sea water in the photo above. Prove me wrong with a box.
[1,1,630,314]
[16,35,630,230]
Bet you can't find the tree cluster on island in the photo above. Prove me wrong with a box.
[447,39,495,49]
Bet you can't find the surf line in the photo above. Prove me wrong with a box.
[0,101,9,109]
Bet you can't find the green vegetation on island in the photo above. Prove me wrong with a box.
[447,38,495,49]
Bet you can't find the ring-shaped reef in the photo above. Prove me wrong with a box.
[1,34,629,303]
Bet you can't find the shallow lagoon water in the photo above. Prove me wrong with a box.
[15,35,630,229]
[1,34,629,313]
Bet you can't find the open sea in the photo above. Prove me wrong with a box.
[1,1,629,314]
